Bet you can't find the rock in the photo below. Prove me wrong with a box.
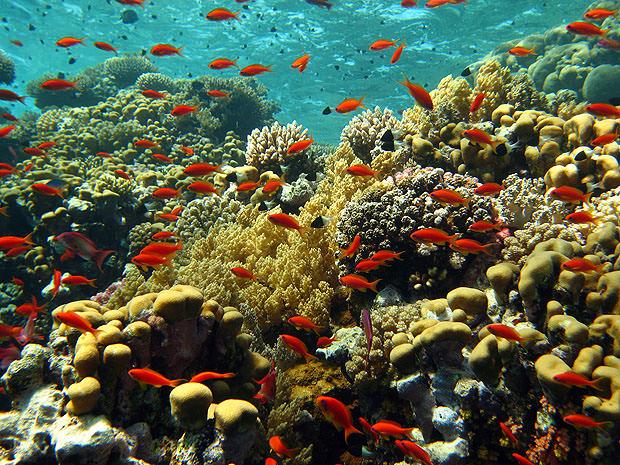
[583,65,620,104]
[316,327,363,365]
[2,344,51,395]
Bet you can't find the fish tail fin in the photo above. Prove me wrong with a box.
[344,425,363,444]
[370,279,381,292]
[304,352,318,362]
[177,47,185,57]
[313,326,326,336]
[448,234,458,244]
[93,249,114,271]
[23,232,34,245]
[88,279,97,287]
[170,378,187,387]
[598,421,614,430]
[583,192,593,205]
[359,96,366,109]
[482,244,496,256]
[591,377,607,392]
[18,96,26,105]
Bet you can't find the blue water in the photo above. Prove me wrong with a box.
[1,0,594,142]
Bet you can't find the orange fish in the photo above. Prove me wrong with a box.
[114,169,131,180]
[264,459,277,465]
[15,296,45,316]
[231,266,256,280]
[131,253,172,269]
[291,54,310,72]
[268,436,299,458]
[340,234,361,258]
[150,44,183,56]
[369,39,397,51]
[370,250,403,262]
[236,181,261,192]
[96,151,112,158]
[152,187,180,199]
[586,103,620,118]
[400,78,433,110]
[511,453,535,465]
[336,97,365,113]
[462,128,500,148]
[135,139,157,149]
[468,220,503,233]
[598,37,620,49]
[1,113,17,121]
[188,181,219,195]
[0,89,26,104]
[94,41,118,54]
[179,146,194,155]
[394,440,433,465]
[141,242,183,257]
[548,186,591,204]
[426,0,465,7]
[262,180,286,194]
[561,257,604,273]
[430,189,469,205]
[499,422,519,447]
[508,46,536,56]
[52,269,61,297]
[563,414,611,429]
[23,147,46,157]
[207,89,229,98]
[486,323,526,342]
[355,259,383,272]
[372,420,414,439]
[152,231,175,240]
[141,89,167,99]
[474,182,504,196]
[566,21,608,36]
[209,58,238,69]
[584,8,617,20]
[11,277,24,286]
[56,37,85,47]
[317,336,337,348]
[591,132,618,146]
[280,334,317,362]
[565,211,598,224]
[401,0,417,6]
[55,311,98,334]
[410,228,456,245]
[345,164,377,176]
[287,138,314,154]
[183,163,221,176]
[40,79,77,91]
[358,416,379,444]
[553,372,604,390]
[450,238,494,255]
[206,8,239,21]
[116,0,146,6]
[171,105,197,116]
[128,368,185,387]
[239,64,272,76]
[469,93,485,113]
[339,274,380,292]
[0,233,33,251]
[189,371,235,383]
[0,324,22,339]
[316,396,362,443]
[37,141,56,150]
[31,183,64,197]
[288,316,324,335]
[268,213,303,234]
[0,125,16,138]
[61,275,97,287]
[390,43,405,64]
[5,245,31,257]
[158,213,180,222]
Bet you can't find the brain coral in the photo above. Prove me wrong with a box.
[0,49,15,84]
[340,107,400,162]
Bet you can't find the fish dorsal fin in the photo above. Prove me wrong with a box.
[376,419,403,428]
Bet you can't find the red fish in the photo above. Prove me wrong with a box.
[179,146,194,155]
[317,336,337,348]
[586,103,620,118]
[287,138,314,154]
[262,179,286,194]
[463,128,500,148]
[268,436,298,458]
[561,257,604,273]
[390,43,405,64]
[0,89,26,104]
[134,139,157,149]
[188,181,219,195]
[141,89,167,99]
[141,241,182,257]
[152,153,172,163]
[94,41,118,54]
[486,323,525,342]
[236,181,261,192]
[339,274,380,292]
[189,371,235,383]
[0,344,20,368]
[336,97,365,113]
[565,211,598,224]
[239,64,272,76]
[563,414,611,429]
[345,163,377,176]
[499,421,519,447]
[53,232,114,270]
[52,269,61,297]
[15,296,45,316]
[61,275,96,287]
[268,213,303,234]
[369,39,397,51]
[355,259,384,272]
[0,233,33,251]
[450,238,494,255]
[38,141,56,150]
[1,113,17,121]
[395,440,433,465]
[152,231,175,240]
[209,58,238,69]
[280,334,316,362]
[512,453,535,465]
[359,416,380,444]
[184,163,221,176]
[158,212,180,222]
[11,277,24,286]
[410,228,456,245]
[372,420,414,439]
[207,89,229,98]
[31,183,64,197]
[430,189,469,205]
[40,79,76,91]
[401,0,417,6]
[0,324,22,339]
[553,372,604,390]
[548,186,591,204]
[474,182,504,196]
[116,0,145,7]
[508,46,536,56]
[566,21,608,36]
[288,315,324,334]
[598,38,620,49]
[5,245,31,257]
[55,311,98,334]
[231,266,256,280]
[584,8,617,20]
[152,187,180,199]
[370,250,403,261]
[96,151,112,158]
[426,0,465,7]
[291,54,310,72]
[400,78,433,110]
[150,44,183,56]
[340,234,361,258]
[131,253,172,269]
[591,132,618,146]
[316,396,362,443]
[56,37,85,47]
[114,169,131,180]
[0,125,16,137]
[468,220,503,232]
[206,8,239,21]
[128,368,185,387]
[254,360,276,404]
[23,147,46,157]
[171,105,197,116]
[469,93,485,113]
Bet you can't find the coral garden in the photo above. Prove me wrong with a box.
[1,1,620,464]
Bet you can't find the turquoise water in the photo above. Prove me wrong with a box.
[2,0,593,142]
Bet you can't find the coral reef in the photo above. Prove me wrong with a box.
[0,49,16,84]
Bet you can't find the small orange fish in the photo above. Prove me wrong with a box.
[0,89,26,103]
[565,211,598,224]
[317,336,337,348]
[140,242,183,257]
[1,113,17,121]
[184,163,221,176]
[52,269,62,297]
[474,183,504,196]
[287,138,314,154]
[15,296,45,316]
[499,422,519,447]
[114,169,131,180]
[56,37,85,47]
[410,228,456,245]
[231,266,256,280]
[566,21,608,36]
[316,396,362,443]
[563,414,611,429]
[11,277,24,286]
[207,89,229,98]
[512,453,535,465]
[134,139,157,149]
[150,43,183,56]
[339,274,380,292]
[61,275,97,287]
[400,78,433,110]
[280,334,317,362]
[355,259,384,272]
[486,323,525,342]
[171,105,197,116]
[394,440,433,465]
[370,250,403,262]
[262,179,286,194]
[157,213,180,222]
[268,213,303,234]
[548,186,591,204]
[269,436,299,458]
[116,0,145,6]
[206,8,239,21]
[425,0,465,7]
[209,58,238,69]
[131,253,172,269]
[372,420,414,439]
[291,53,310,72]
[23,147,46,157]
[508,46,536,56]
[336,97,365,113]
[340,234,361,258]
[0,125,16,137]
[586,103,620,118]
[236,181,261,192]
[40,79,77,91]
[152,231,175,240]
[179,146,194,155]
[430,189,469,205]
[55,311,98,334]
[152,187,180,199]
[37,141,56,150]
[359,416,379,444]
[31,183,64,197]
[128,368,185,387]
[288,316,324,335]
[188,181,219,195]
[584,8,617,20]
[401,0,417,6]
[189,371,235,383]
[462,128,500,148]
[0,233,33,251]
[561,257,604,273]
[239,64,272,76]
[0,324,23,338]
[142,89,167,99]
[5,245,31,257]
[390,43,405,64]
[94,41,118,54]
[96,151,112,158]
[598,37,620,49]
[450,238,494,255]
[369,39,397,51]
[345,164,377,176]
[468,220,503,233]
[591,132,618,146]
[553,371,604,390]
[469,93,485,113]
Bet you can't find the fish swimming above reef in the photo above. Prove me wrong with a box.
[53,232,114,270]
